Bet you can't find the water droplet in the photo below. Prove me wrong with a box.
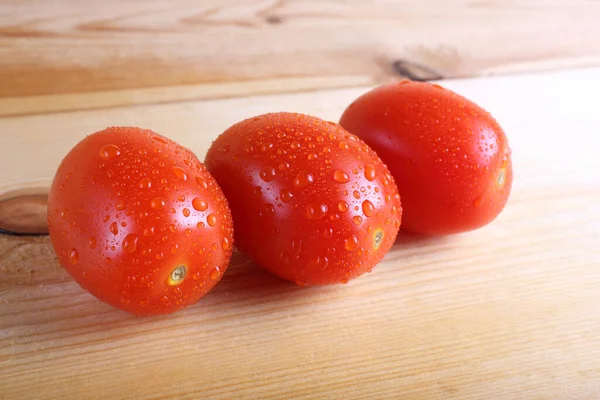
[280,251,290,264]
[105,257,112,265]
[290,239,303,255]
[89,237,97,249]
[99,144,121,159]
[115,201,127,211]
[306,203,328,219]
[364,165,376,181]
[280,189,294,203]
[171,244,179,254]
[338,201,349,213]
[362,200,375,217]
[385,194,392,203]
[220,145,230,153]
[68,248,79,265]
[122,233,138,253]
[264,204,275,216]
[197,222,205,229]
[150,197,166,210]
[293,171,314,188]
[207,214,217,227]
[308,153,318,160]
[338,142,349,150]
[322,146,332,154]
[182,208,191,217]
[192,198,208,211]
[139,298,150,306]
[210,267,221,280]
[261,143,273,152]
[333,170,350,183]
[222,237,231,250]
[322,228,333,238]
[138,178,152,189]
[172,166,188,182]
[109,222,118,235]
[278,162,290,171]
[143,226,155,236]
[344,235,359,251]
[341,278,349,284]
[474,194,484,207]
[353,190,360,199]
[353,215,363,225]
[259,167,277,182]
[196,177,208,190]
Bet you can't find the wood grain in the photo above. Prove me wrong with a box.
[1,68,600,399]
[1,0,600,112]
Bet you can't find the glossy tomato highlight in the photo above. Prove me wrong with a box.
[48,127,233,315]
[340,81,512,235]
[205,113,401,285]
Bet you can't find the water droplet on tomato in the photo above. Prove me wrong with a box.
[333,170,350,183]
[138,178,152,189]
[362,200,375,217]
[207,214,217,227]
[339,142,349,150]
[221,237,231,250]
[68,249,78,265]
[171,244,179,254]
[89,237,97,249]
[344,235,359,251]
[259,167,277,182]
[474,194,484,207]
[192,178,207,192]
[364,164,377,181]
[109,222,118,235]
[182,208,191,217]
[308,153,318,160]
[197,222,205,229]
[105,257,112,265]
[210,267,221,280]
[353,215,363,225]
[115,201,127,211]
[99,144,121,159]
[150,197,166,210]
[338,201,349,213]
[280,251,290,264]
[192,197,208,211]
[306,203,328,219]
[143,226,155,236]
[353,190,360,199]
[264,203,276,216]
[290,239,303,255]
[278,162,290,171]
[122,234,138,253]
[293,171,314,188]
[280,189,294,203]
[172,166,188,182]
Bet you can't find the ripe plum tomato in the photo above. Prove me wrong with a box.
[339,81,512,235]
[47,127,233,316]
[205,113,401,285]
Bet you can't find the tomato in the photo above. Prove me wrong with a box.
[205,112,401,285]
[339,81,512,235]
[47,127,233,315]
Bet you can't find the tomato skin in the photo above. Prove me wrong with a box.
[339,81,512,235]
[48,127,233,315]
[205,113,401,285]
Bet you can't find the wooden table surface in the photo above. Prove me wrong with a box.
[1,2,600,399]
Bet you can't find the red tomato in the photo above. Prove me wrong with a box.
[205,113,401,285]
[339,81,512,235]
[48,127,233,315]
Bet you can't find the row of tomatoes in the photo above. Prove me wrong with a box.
[48,81,512,316]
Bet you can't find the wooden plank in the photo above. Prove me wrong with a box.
[1,0,600,110]
[1,68,599,399]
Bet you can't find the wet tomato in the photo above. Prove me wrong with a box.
[339,81,512,235]
[205,113,401,285]
[48,127,233,315]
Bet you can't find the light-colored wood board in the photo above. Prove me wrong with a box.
[1,68,600,399]
[1,0,600,108]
